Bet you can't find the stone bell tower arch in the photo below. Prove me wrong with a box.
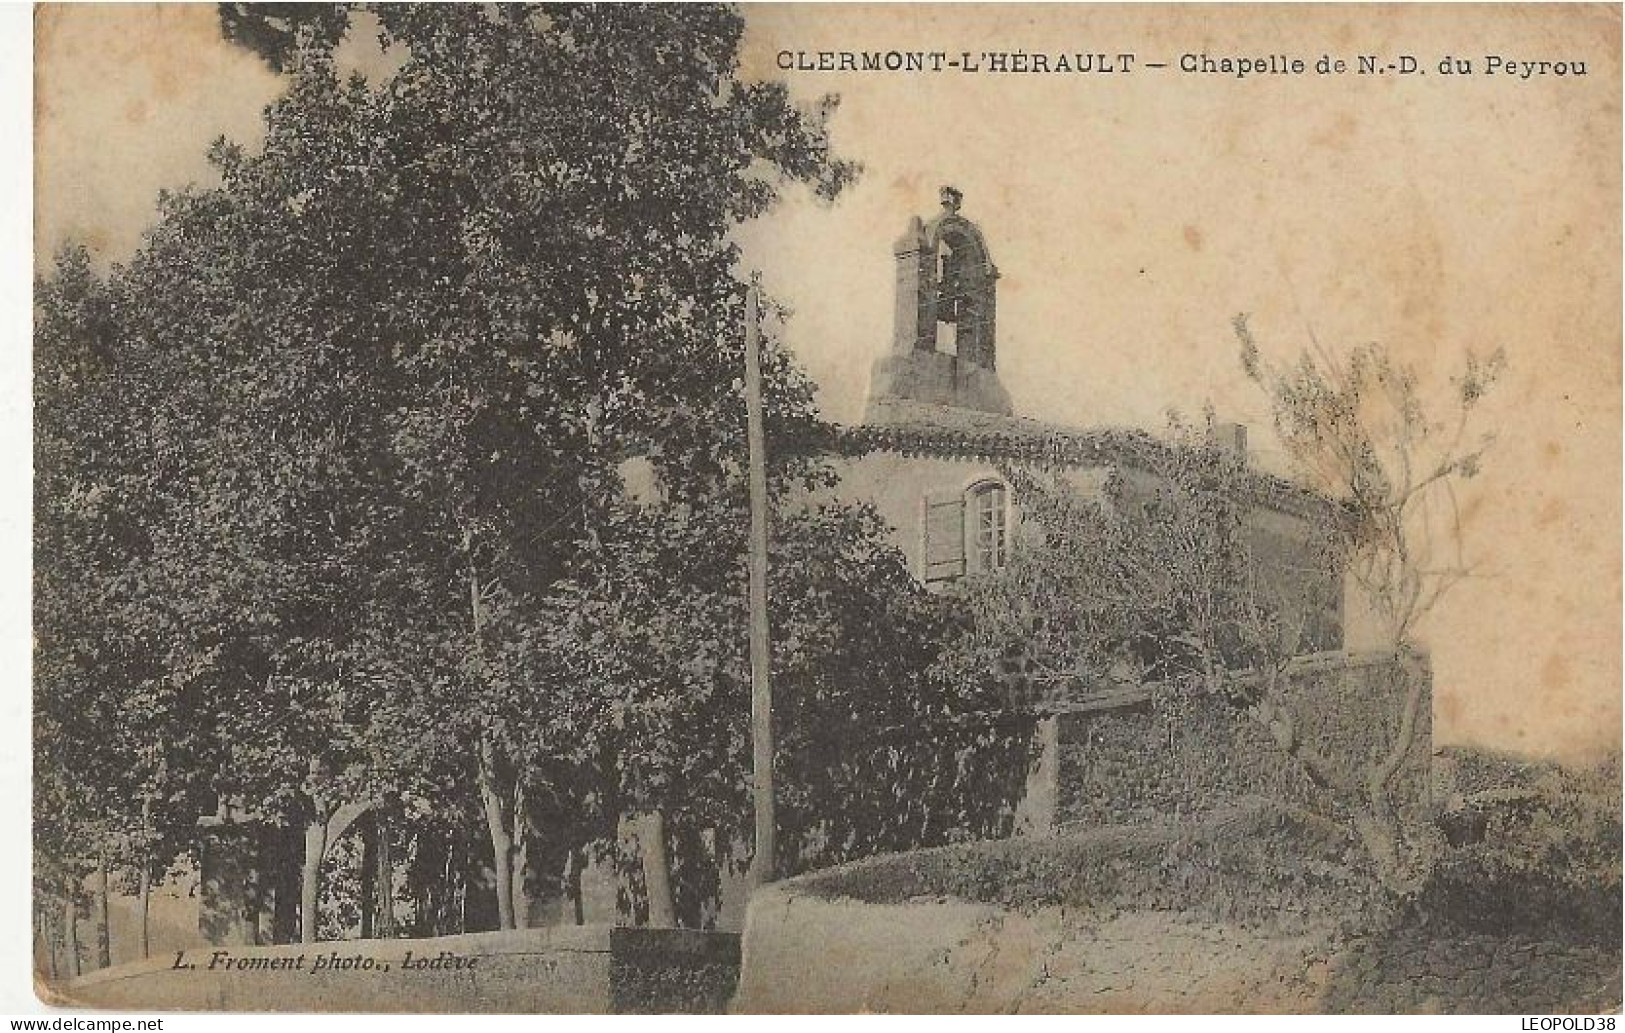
[867,186,1014,422]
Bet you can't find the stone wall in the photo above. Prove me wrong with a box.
[609,927,741,1014]
[735,885,1622,1014]
[732,810,1620,1014]
[1030,651,1433,833]
[1054,693,1320,828]
[45,924,740,1014]
[48,927,613,1013]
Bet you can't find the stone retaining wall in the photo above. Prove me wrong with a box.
[733,838,1621,1014]
[45,925,740,1014]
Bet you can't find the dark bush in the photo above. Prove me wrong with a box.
[1418,850,1621,945]
[1421,755,1622,945]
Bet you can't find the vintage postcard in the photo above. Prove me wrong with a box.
[30,1,1622,1016]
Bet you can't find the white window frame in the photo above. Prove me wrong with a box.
[966,478,1010,574]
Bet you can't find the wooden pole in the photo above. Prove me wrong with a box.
[137,795,152,960]
[743,275,776,886]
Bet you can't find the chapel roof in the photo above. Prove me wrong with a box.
[831,398,1347,525]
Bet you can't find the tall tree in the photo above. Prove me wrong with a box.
[34,248,187,970]
[202,2,856,929]
[39,1,891,943]
[1235,315,1506,885]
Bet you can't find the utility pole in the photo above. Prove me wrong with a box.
[743,274,776,887]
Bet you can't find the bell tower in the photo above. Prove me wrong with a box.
[866,187,1014,422]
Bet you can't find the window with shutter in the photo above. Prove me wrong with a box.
[922,491,966,583]
[969,480,1009,573]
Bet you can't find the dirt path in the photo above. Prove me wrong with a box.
[931,910,1336,1013]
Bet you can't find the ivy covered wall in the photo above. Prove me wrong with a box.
[1055,652,1432,830]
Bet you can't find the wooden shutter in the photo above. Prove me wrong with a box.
[922,491,966,583]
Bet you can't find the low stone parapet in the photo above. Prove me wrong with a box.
[46,924,740,1014]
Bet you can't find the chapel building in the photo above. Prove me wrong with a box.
[828,188,1347,682]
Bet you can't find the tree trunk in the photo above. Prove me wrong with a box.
[92,856,111,970]
[455,826,469,934]
[637,811,676,928]
[62,883,80,978]
[376,818,395,938]
[478,735,516,931]
[271,827,299,945]
[510,837,530,930]
[439,827,458,935]
[1369,659,1425,814]
[1352,808,1401,881]
[509,781,534,929]
[567,847,585,926]
[468,543,516,931]
[359,815,377,939]
[1359,659,1427,891]
[301,819,326,944]
[1244,657,1426,892]
[42,908,59,982]
[424,829,448,936]
[243,840,265,947]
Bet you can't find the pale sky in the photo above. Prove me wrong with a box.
[35,3,1623,763]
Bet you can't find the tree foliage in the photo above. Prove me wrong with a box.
[1236,315,1505,647]
[939,415,1281,708]
[36,2,1019,954]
